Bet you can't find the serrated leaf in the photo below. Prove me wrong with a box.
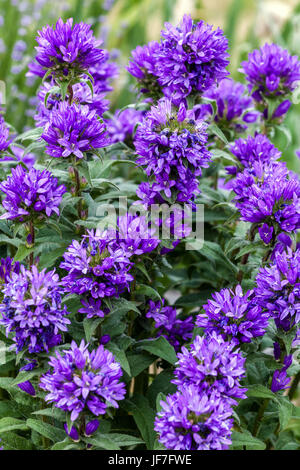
[0,417,29,433]
[231,430,266,450]
[26,418,66,442]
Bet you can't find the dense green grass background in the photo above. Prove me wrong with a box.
[0,0,300,171]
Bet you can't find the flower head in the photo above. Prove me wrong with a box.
[35,18,104,80]
[255,248,300,331]
[40,340,126,422]
[241,43,300,98]
[229,134,281,174]
[155,15,229,103]
[0,265,70,354]
[42,102,109,159]
[172,333,247,404]
[196,78,258,132]
[60,229,133,313]
[106,108,145,145]
[0,165,66,221]
[196,285,269,345]
[232,162,300,240]
[154,386,233,450]
[127,41,162,99]
[134,99,211,203]
[146,299,193,351]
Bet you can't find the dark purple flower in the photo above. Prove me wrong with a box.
[64,423,79,441]
[35,81,109,127]
[41,102,109,159]
[271,368,291,393]
[232,162,300,236]
[255,248,300,332]
[0,257,20,285]
[134,99,211,203]
[17,380,36,396]
[146,299,193,351]
[85,419,99,436]
[35,18,104,80]
[0,116,11,153]
[60,228,134,311]
[241,43,300,119]
[258,223,274,244]
[155,15,229,103]
[106,108,145,145]
[229,134,281,174]
[196,285,269,345]
[197,78,258,131]
[40,340,126,422]
[127,41,162,99]
[116,214,160,256]
[0,265,70,354]
[0,165,66,221]
[154,386,233,450]
[172,333,247,405]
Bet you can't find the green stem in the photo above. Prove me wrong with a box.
[252,398,269,437]
[288,371,300,400]
[28,220,35,267]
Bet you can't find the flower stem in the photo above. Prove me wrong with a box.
[252,398,269,437]
[29,220,35,267]
[288,371,300,400]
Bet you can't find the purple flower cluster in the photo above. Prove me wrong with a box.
[127,41,162,99]
[35,81,109,127]
[134,99,211,203]
[41,103,109,159]
[0,266,70,354]
[60,229,134,316]
[0,257,20,285]
[232,162,300,243]
[35,18,104,79]
[227,134,281,175]
[146,300,194,351]
[154,386,233,450]
[196,285,270,345]
[172,333,247,404]
[115,214,160,256]
[255,248,300,332]
[155,332,246,450]
[241,43,300,119]
[194,78,258,132]
[156,15,229,103]
[34,50,118,127]
[106,108,145,145]
[40,340,126,421]
[0,165,66,221]
[0,116,10,153]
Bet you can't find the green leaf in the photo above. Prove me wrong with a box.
[277,396,294,430]
[14,243,34,262]
[208,123,228,144]
[135,284,162,301]
[83,434,121,450]
[0,417,29,433]
[107,342,131,376]
[127,352,154,377]
[26,418,66,442]
[137,336,177,365]
[231,429,266,450]
[0,431,34,450]
[121,396,156,449]
[246,384,278,402]
[83,317,104,342]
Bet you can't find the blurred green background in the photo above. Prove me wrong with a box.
[0,0,300,171]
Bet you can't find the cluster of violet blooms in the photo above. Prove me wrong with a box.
[0,13,299,450]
